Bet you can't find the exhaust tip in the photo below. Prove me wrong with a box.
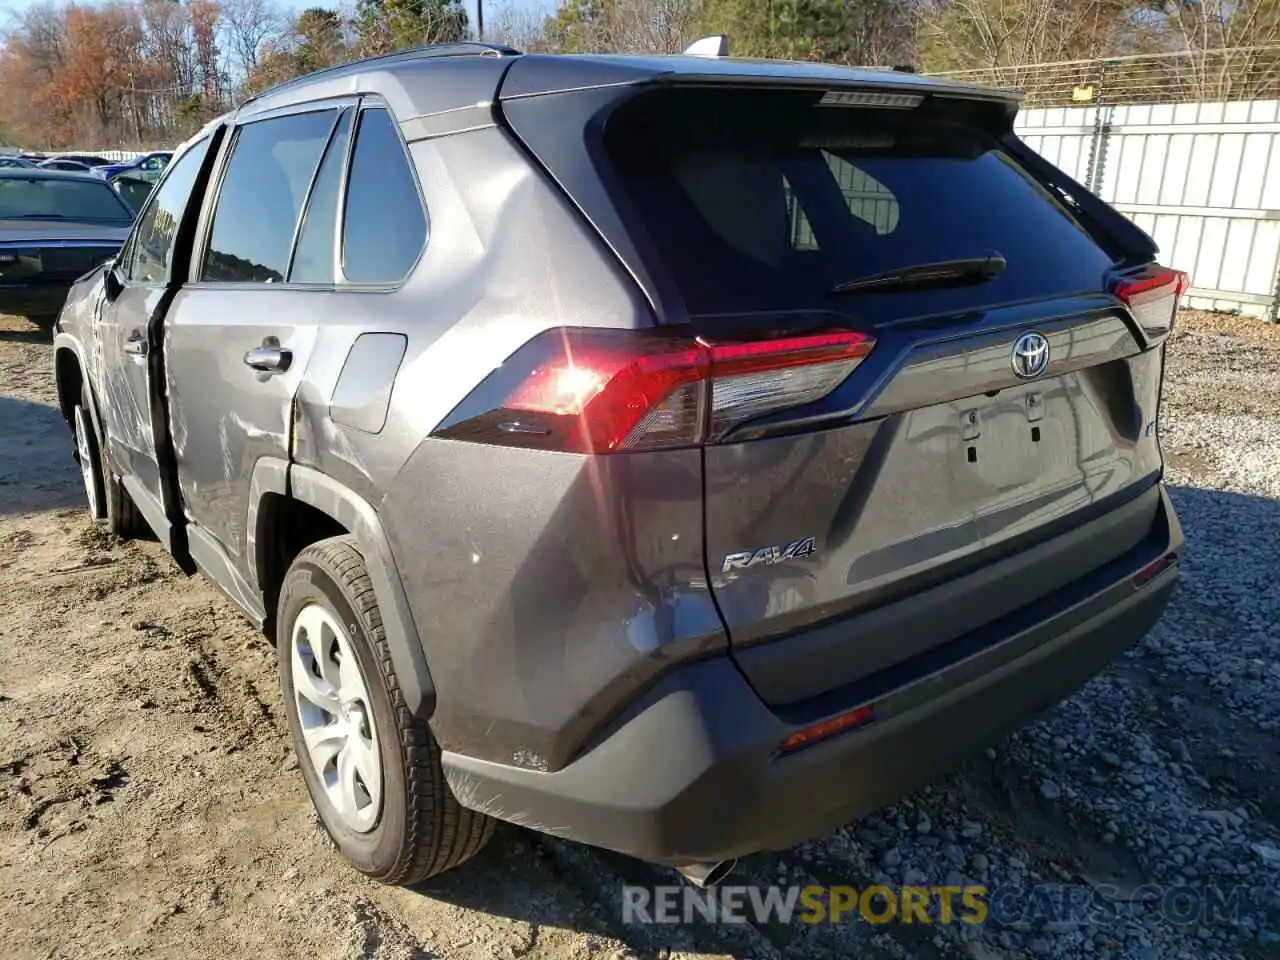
[674,859,737,888]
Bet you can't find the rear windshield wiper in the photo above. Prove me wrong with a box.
[829,251,1007,295]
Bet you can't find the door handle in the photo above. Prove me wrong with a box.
[124,335,148,361]
[243,344,292,374]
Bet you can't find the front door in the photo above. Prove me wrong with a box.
[97,134,216,522]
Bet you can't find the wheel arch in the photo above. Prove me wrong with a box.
[251,458,436,720]
[52,335,100,439]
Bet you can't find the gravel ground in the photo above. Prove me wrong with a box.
[0,310,1277,960]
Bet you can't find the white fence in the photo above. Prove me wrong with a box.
[62,149,145,162]
[1018,100,1280,319]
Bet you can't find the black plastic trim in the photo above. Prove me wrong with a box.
[287,465,437,719]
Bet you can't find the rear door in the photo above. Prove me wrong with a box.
[96,135,216,525]
[166,100,355,576]
[512,83,1170,702]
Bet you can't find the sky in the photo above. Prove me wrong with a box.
[0,0,556,27]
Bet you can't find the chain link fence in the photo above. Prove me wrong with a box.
[935,46,1280,108]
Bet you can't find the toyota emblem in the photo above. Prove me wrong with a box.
[1011,331,1050,379]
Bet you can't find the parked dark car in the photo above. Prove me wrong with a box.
[52,41,1183,889]
[43,153,114,168]
[0,168,133,328]
[96,151,172,182]
[0,155,36,169]
[38,159,95,172]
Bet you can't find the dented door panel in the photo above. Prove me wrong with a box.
[98,283,168,501]
[164,287,319,571]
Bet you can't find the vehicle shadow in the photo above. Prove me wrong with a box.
[410,827,775,958]
[0,395,82,517]
[0,318,51,344]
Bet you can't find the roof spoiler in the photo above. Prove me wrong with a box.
[1003,134,1157,262]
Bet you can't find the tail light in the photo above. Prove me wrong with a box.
[434,327,875,453]
[1114,265,1187,341]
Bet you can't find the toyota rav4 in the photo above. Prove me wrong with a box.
[52,41,1184,886]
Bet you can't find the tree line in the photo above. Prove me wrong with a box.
[2,0,1278,150]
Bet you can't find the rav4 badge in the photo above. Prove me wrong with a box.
[722,536,818,574]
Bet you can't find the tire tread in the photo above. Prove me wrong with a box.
[293,536,492,885]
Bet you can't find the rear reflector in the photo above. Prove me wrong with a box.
[1133,553,1178,587]
[779,704,876,754]
[1114,265,1187,341]
[436,328,875,453]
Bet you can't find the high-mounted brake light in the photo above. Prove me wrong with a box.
[435,328,876,454]
[818,90,923,109]
[1114,265,1187,341]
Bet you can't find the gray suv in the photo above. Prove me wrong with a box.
[52,42,1185,887]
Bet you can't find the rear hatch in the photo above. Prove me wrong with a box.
[499,69,1174,706]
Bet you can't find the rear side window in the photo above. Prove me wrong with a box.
[201,110,336,283]
[290,109,353,284]
[341,107,426,284]
[602,88,1117,319]
[127,136,212,284]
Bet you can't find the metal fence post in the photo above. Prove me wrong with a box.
[1267,255,1280,323]
[1085,63,1113,196]
[1086,105,1113,195]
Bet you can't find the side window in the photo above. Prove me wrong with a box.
[126,137,212,284]
[342,107,426,284]
[289,109,353,284]
[200,110,336,284]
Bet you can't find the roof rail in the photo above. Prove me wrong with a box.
[245,41,522,104]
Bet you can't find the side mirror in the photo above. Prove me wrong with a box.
[103,263,123,302]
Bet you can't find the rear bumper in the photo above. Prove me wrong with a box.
[442,485,1181,865]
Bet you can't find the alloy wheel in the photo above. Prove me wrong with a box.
[290,602,383,833]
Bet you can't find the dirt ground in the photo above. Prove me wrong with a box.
[1,311,1277,960]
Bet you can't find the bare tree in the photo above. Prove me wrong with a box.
[222,0,282,77]
[546,0,702,54]
[1161,0,1280,100]
[920,0,1145,73]
[485,1,550,50]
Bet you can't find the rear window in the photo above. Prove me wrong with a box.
[601,88,1117,319]
[0,176,132,223]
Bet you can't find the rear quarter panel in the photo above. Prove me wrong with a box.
[342,123,727,772]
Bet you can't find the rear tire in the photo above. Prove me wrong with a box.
[277,535,493,885]
[73,389,106,522]
[80,384,148,539]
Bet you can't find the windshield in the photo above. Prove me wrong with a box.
[0,176,133,222]
[602,87,1118,319]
